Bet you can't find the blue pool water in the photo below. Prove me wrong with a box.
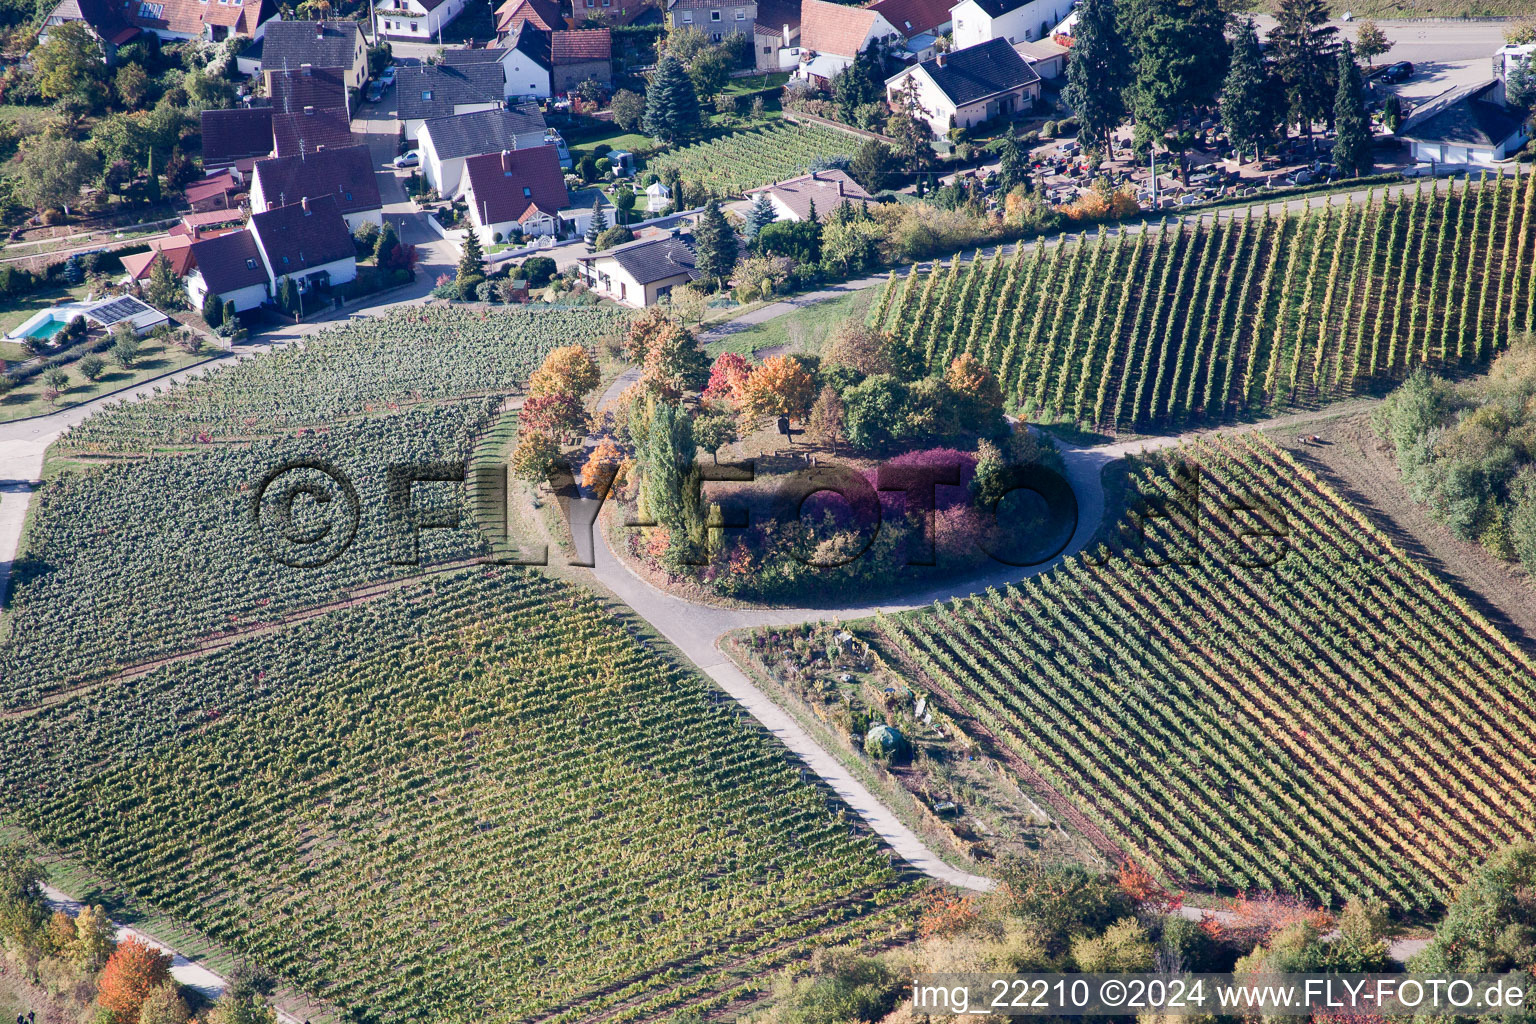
[24,318,67,341]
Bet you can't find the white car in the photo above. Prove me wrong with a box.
[393,151,420,168]
[380,66,397,85]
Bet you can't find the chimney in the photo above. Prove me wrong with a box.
[935,51,945,66]
[301,196,310,213]
[315,24,324,39]
[304,104,315,115]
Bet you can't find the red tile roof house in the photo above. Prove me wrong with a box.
[185,193,356,312]
[461,144,569,245]
[496,0,563,36]
[794,0,900,83]
[200,107,275,173]
[743,169,875,222]
[171,209,247,238]
[184,169,245,212]
[40,0,276,51]
[120,235,196,283]
[550,28,611,92]
[250,144,383,231]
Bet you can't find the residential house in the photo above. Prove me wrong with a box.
[665,0,754,41]
[187,193,357,311]
[551,28,611,92]
[752,0,798,70]
[185,169,245,211]
[795,0,899,83]
[949,0,1071,50]
[41,0,276,49]
[397,62,505,139]
[201,106,275,172]
[574,0,660,25]
[418,104,549,196]
[868,0,951,44]
[1495,41,1535,80]
[268,63,350,116]
[120,235,196,283]
[884,37,1040,135]
[495,0,562,36]
[185,229,272,311]
[440,31,552,99]
[261,20,368,90]
[171,209,247,238]
[1399,80,1531,166]
[576,234,699,307]
[38,0,138,57]
[1012,37,1067,78]
[743,169,875,222]
[251,144,383,230]
[461,144,570,244]
[376,0,469,40]
[272,104,357,157]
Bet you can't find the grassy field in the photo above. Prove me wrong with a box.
[706,286,882,357]
[0,336,214,423]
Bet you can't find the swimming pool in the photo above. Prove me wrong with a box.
[23,317,67,342]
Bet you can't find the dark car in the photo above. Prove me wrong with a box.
[1381,61,1414,83]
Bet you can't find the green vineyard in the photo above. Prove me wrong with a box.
[643,121,861,196]
[2,306,630,710]
[869,434,1536,909]
[0,569,910,1022]
[874,173,1536,431]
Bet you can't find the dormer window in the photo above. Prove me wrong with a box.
[522,186,532,197]
[282,255,290,264]
[245,258,256,269]
[422,89,433,99]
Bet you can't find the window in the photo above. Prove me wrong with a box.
[762,44,770,51]
[245,258,257,269]
[410,21,417,29]
[344,191,353,200]
[422,89,433,99]
[710,8,720,18]
[522,186,532,197]
[734,7,743,16]
[680,10,690,21]
[282,255,290,264]
[619,282,627,300]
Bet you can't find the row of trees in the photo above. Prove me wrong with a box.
[1065,0,1380,178]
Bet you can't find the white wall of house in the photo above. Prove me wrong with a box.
[1410,130,1529,166]
[418,131,466,196]
[579,258,691,307]
[502,49,552,98]
[343,208,385,231]
[378,0,466,39]
[404,101,501,140]
[469,208,558,245]
[185,271,269,312]
[886,66,1036,135]
[951,0,1066,49]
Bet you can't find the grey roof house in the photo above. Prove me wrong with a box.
[396,62,506,138]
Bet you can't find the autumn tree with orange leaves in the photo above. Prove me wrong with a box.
[97,937,172,1024]
[740,355,816,420]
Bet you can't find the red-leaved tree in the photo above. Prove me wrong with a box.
[97,937,172,1024]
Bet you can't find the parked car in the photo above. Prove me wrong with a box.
[393,150,420,168]
[366,81,384,103]
[380,65,397,86]
[1381,61,1414,83]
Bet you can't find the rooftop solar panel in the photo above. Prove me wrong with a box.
[90,297,151,326]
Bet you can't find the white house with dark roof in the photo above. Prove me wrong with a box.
[397,62,506,139]
[375,0,467,40]
[884,37,1040,135]
[187,193,356,312]
[1398,80,1531,166]
[418,104,549,197]
[251,144,383,230]
[260,19,367,89]
[440,30,552,99]
[949,0,1070,49]
[575,234,699,307]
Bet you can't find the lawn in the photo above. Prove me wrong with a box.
[0,336,216,423]
[0,284,91,338]
[722,71,790,96]
[705,286,882,357]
